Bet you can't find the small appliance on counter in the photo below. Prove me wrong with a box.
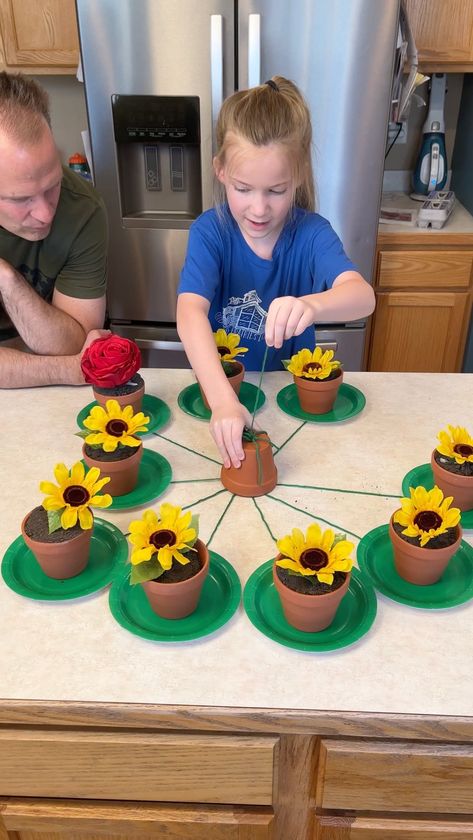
[411,73,448,199]
[417,190,456,229]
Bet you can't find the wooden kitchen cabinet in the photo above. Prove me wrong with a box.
[368,237,473,372]
[0,0,79,73]
[404,0,473,71]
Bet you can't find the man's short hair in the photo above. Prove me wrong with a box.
[0,71,51,144]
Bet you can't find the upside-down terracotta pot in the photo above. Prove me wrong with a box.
[273,561,351,632]
[220,433,277,497]
[141,539,209,619]
[389,516,462,586]
[21,511,92,580]
[293,368,343,414]
[93,383,145,414]
[431,451,473,512]
[82,442,143,496]
[199,361,245,410]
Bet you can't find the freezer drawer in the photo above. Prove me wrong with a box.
[110,323,189,369]
[314,326,366,371]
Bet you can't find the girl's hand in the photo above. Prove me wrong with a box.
[265,296,316,348]
[210,399,253,469]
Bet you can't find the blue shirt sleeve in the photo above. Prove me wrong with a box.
[308,216,357,291]
[178,211,222,302]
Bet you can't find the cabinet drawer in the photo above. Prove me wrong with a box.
[316,814,473,839]
[0,729,277,805]
[317,740,473,814]
[378,250,473,289]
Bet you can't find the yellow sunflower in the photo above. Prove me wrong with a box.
[213,328,248,362]
[128,503,197,570]
[286,346,341,380]
[436,425,473,465]
[393,485,461,547]
[276,523,354,585]
[40,461,112,530]
[82,399,149,452]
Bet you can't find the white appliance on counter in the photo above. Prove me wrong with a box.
[76,0,399,369]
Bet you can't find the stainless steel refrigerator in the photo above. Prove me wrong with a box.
[76,0,399,369]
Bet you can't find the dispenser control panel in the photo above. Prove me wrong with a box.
[112,95,200,144]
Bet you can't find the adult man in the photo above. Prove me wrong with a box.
[0,72,108,388]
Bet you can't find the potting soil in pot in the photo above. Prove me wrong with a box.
[275,566,347,595]
[24,506,83,542]
[433,450,473,476]
[93,372,145,398]
[83,443,138,462]
[391,519,458,549]
[155,552,202,583]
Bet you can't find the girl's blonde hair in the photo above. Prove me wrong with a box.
[214,76,315,211]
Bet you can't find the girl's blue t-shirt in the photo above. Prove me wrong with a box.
[178,205,356,371]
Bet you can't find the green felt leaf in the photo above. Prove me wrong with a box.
[188,514,199,544]
[281,359,291,370]
[75,430,89,440]
[332,532,347,546]
[47,509,63,534]
[130,557,165,585]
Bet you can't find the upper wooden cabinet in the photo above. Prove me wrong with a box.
[404,0,473,70]
[0,0,79,74]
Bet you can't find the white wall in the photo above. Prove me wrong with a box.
[28,74,88,164]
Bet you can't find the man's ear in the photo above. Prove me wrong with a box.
[213,156,225,183]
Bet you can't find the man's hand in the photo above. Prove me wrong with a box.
[70,328,111,385]
[265,296,316,349]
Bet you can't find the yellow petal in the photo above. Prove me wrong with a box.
[53,463,69,485]
[61,507,78,529]
[90,493,112,508]
[78,507,93,529]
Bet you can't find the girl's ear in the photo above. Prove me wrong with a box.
[213,156,225,183]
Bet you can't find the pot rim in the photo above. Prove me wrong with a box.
[140,539,209,592]
[389,514,462,554]
[273,558,351,601]
[431,450,473,484]
[21,509,93,546]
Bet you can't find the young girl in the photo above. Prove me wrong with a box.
[177,76,375,469]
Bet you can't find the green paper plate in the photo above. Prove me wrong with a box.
[83,449,172,511]
[402,463,473,530]
[177,382,265,421]
[243,562,377,652]
[357,524,473,609]
[1,518,128,601]
[108,551,241,642]
[276,382,366,423]
[77,394,171,437]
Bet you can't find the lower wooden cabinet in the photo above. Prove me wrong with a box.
[315,814,473,839]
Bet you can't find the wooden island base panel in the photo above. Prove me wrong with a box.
[1,370,472,839]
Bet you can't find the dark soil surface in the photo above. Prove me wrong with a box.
[392,519,459,549]
[276,565,346,595]
[94,372,144,396]
[24,506,83,543]
[300,366,342,383]
[84,442,139,461]
[434,450,473,477]
[155,550,202,583]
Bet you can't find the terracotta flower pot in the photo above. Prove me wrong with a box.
[389,516,462,585]
[198,361,245,410]
[93,382,145,414]
[293,368,343,414]
[220,433,277,497]
[141,539,209,619]
[273,562,351,632]
[21,511,92,580]
[82,442,143,496]
[431,451,473,512]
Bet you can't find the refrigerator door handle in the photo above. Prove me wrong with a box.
[210,14,223,151]
[134,339,185,352]
[248,13,261,88]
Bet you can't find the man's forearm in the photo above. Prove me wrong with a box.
[0,264,86,354]
[0,346,84,388]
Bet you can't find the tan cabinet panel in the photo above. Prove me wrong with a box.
[317,740,473,813]
[0,0,79,70]
[0,798,274,840]
[368,291,470,372]
[315,814,473,840]
[403,0,473,69]
[377,251,473,290]
[0,729,277,805]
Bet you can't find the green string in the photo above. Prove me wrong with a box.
[182,488,228,511]
[274,422,307,454]
[277,482,400,499]
[153,432,221,465]
[250,344,269,429]
[171,478,220,484]
[266,493,362,540]
[252,497,277,541]
[206,493,235,548]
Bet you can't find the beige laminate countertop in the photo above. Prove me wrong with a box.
[0,370,472,717]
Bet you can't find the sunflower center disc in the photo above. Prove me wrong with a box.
[217,346,229,357]
[105,419,128,436]
[414,510,442,531]
[300,548,328,570]
[63,485,89,507]
[302,362,322,373]
[454,443,473,457]
[150,529,177,549]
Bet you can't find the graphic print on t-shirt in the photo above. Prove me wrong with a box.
[219,290,267,341]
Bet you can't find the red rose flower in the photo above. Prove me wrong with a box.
[81,335,141,388]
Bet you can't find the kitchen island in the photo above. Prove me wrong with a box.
[1,369,472,840]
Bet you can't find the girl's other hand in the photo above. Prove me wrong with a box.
[210,400,253,469]
[265,295,316,348]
